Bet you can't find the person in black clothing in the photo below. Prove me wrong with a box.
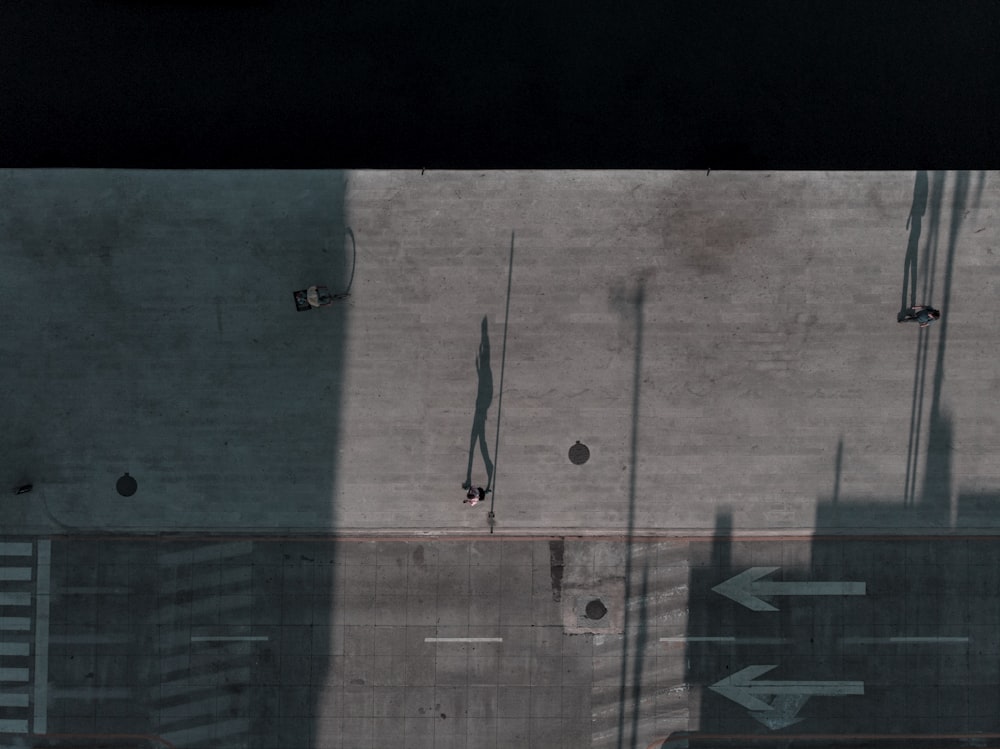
[898,305,941,327]
[463,486,490,506]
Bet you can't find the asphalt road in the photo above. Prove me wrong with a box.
[1,534,997,748]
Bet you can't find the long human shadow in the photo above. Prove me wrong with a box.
[464,316,494,490]
[900,170,928,312]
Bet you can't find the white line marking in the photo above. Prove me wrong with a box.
[0,694,29,707]
[424,637,503,643]
[662,636,734,642]
[841,636,969,644]
[0,669,29,682]
[190,636,269,642]
[34,540,51,734]
[0,568,31,581]
[660,637,790,644]
[0,593,32,607]
[0,543,33,557]
[0,643,29,656]
[0,618,31,631]
[0,719,28,733]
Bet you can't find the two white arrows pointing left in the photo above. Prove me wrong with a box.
[707,567,868,724]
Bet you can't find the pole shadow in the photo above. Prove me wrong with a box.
[615,278,647,749]
[464,316,494,491]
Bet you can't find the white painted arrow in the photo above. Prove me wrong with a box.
[712,566,866,611]
[752,694,810,730]
[710,665,864,712]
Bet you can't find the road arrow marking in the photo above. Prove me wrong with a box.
[752,693,810,730]
[710,665,864,712]
[712,566,866,611]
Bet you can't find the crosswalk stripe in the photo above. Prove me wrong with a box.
[0,719,28,732]
[0,618,30,631]
[0,668,29,682]
[0,593,31,607]
[0,643,29,656]
[0,694,29,707]
[0,544,33,557]
[0,569,31,581]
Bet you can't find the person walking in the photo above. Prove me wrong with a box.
[463,486,490,506]
[899,305,941,327]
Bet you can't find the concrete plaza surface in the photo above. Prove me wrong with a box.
[4,534,1000,749]
[2,170,999,535]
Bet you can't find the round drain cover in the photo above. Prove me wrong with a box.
[116,472,138,497]
[569,441,590,465]
[585,599,608,620]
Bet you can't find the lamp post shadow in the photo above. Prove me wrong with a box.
[463,316,494,491]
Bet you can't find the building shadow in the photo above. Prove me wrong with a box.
[0,170,348,748]
[662,173,1000,749]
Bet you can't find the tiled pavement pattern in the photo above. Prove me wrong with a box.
[20,534,1000,748]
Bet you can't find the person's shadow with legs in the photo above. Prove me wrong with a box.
[899,170,928,320]
[463,316,494,491]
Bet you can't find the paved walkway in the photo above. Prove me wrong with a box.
[2,170,998,535]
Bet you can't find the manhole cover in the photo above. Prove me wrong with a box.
[585,599,608,620]
[568,441,590,465]
[116,472,137,497]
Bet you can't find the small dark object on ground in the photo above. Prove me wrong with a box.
[585,599,608,620]
[14,484,33,495]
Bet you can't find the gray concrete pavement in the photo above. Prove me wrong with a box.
[2,170,999,536]
[3,533,999,748]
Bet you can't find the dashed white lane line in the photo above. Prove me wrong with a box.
[424,637,503,643]
[841,636,969,644]
[191,636,269,642]
[660,637,791,644]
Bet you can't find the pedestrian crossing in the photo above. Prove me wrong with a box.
[0,540,44,735]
